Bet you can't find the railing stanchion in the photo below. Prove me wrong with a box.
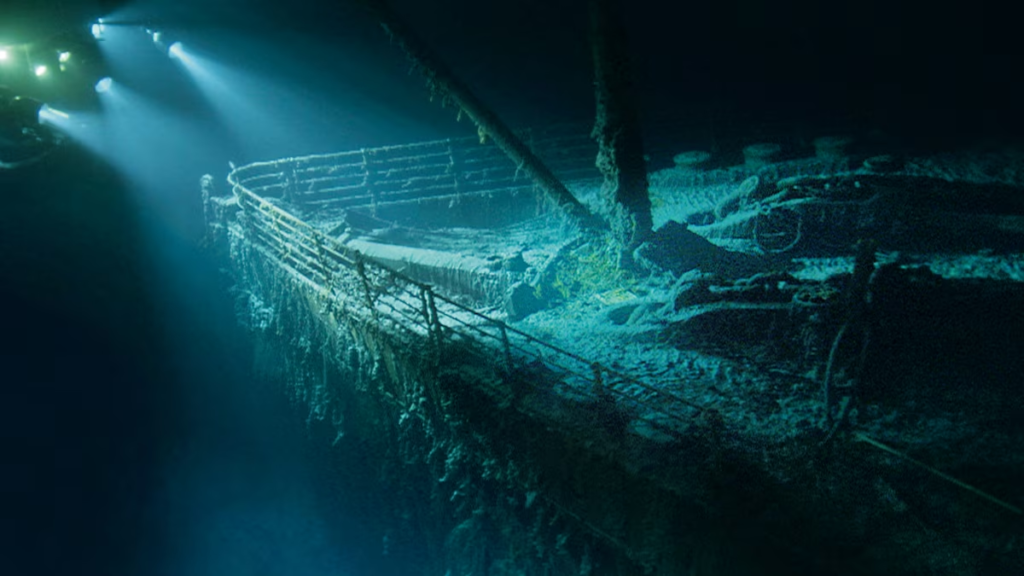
[425,286,442,344]
[500,323,513,373]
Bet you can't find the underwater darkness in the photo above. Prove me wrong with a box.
[1,0,1022,575]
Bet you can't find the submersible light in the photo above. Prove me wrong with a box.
[58,51,72,72]
[168,42,184,60]
[95,77,113,94]
[91,21,105,40]
[0,48,9,62]
[148,30,179,57]
[34,65,48,77]
[39,105,70,122]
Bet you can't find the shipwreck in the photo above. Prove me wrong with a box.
[201,2,1024,574]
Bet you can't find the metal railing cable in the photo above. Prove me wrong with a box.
[228,171,709,436]
[228,127,602,216]
[223,123,722,427]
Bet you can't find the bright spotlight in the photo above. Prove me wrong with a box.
[91,22,105,40]
[34,65,48,77]
[39,105,70,123]
[152,31,163,44]
[95,77,113,94]
[37,105,73,141]
[0,48,9,62]
[168,42,184,60]
[58,51,72,63]
[33,103,104,155]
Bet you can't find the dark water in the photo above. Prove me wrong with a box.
[2,153,166,575]
[0,150,405,575]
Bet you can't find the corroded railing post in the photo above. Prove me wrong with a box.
[423,286,443,345]
[355,254,379,324]
[500,324,513,373]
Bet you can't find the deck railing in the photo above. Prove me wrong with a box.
[226,139,708,438]
[228,125,602,227]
